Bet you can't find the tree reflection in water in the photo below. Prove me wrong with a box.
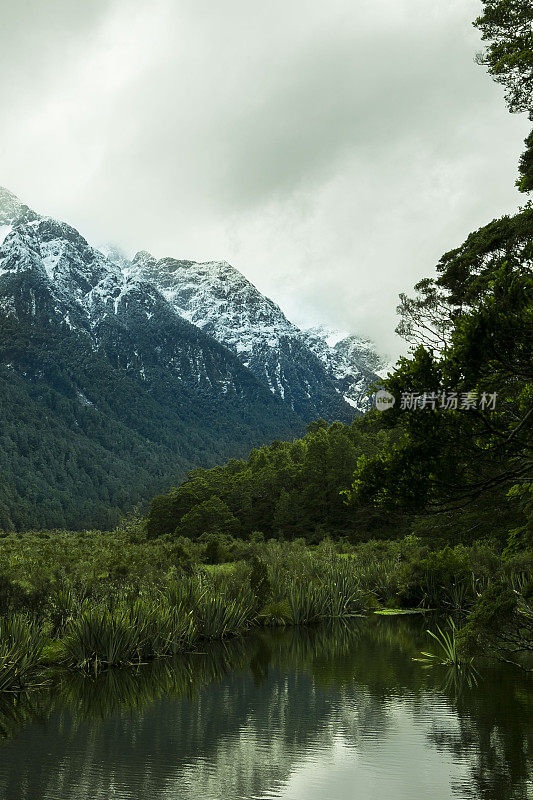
[0,617,530,800]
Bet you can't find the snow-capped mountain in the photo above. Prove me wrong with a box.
[0,186,384,528]
[0,187,301,528]
[115,251,386,416]
[123,250,367,419]
[0,186,381,418]
[303,326,392,409]
[0,190,288,406]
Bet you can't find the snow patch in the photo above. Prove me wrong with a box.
[77,391,94,407]
[0,225,12,247]
[40,239,65,281]
[343,395,359,409]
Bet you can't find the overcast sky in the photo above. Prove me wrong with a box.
[0,0,529,356]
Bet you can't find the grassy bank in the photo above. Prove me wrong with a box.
[0,526,531,688]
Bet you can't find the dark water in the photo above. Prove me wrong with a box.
[0,617,531,800]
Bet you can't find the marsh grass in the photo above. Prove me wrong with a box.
[288,585,329,625]
[61,596,201,672]
[321,564,363,618]
[60,584,254,672]
[287,564,364,625]
[1,535,530,680]
[0,615,47,691]
[61,606,146,672]
[195,593,254,638]
[130,598,197,658]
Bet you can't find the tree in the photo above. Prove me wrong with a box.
[517,129,533,192]
[474,0,533,204]
[474,0,533,118]
[347,210,533,514]
[174,497,241,539]
[458,583,533,671]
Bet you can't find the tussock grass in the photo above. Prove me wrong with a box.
[196,594,254,638]
[0,615,46,691]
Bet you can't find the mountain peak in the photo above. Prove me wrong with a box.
[98,243,131,271]
[132,250,155,267]
[0,186,22,203]
[0,187,38,227]
[0,187,23,224]
[0,191,383,417]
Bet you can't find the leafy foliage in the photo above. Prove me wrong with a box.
[147,420,399,541]
[457,582,533,669]
[474,0,533,118]
[517,128,533,192]
[347,209,533,515]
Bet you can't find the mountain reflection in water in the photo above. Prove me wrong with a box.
[0,617,531,800]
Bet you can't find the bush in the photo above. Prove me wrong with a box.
[457,583,533,665]
[396,545,475,609]
[201,534,227,565]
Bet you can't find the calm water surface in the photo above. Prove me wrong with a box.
[0,617,531,800]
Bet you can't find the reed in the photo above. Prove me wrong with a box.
[130,598,196,658]
[355,558,400,603]
[288,584,329,625]
[321,564,363,618]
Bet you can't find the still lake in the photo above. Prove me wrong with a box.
[0,616,531,800]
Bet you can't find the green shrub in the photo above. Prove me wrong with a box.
[456,583,533,665]
[258,600,292,625]
[397,546,474,609]
[201,534,226,565]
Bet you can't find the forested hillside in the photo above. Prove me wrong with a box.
[0,190,377,530]
[0,306,303,531]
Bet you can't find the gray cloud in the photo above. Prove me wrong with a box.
[0,0,529,356]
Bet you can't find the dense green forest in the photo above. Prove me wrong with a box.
[147,419,395,541]
[0,306,303,532]
[145,418,521,546]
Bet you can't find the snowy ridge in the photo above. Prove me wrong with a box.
[0,187,384,418]
[128,252,300,353]
[126,252,382,413]
[304,325,392,406]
